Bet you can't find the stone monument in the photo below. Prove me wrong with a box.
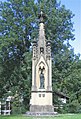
[30,11,54,113]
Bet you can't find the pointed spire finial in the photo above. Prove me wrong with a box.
[38,11,46,23]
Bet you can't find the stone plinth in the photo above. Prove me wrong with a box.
[30,105,54,112]
[26,111,57,116]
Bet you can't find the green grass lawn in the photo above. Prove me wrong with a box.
[0,114,81,119]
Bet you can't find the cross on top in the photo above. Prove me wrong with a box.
[38,11,46,23]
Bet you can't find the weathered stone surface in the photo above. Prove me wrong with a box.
[30,105,54,112]
[25,111,57,116]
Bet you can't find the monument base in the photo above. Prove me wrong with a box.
[26,112,57,116]
[30,105,54,112]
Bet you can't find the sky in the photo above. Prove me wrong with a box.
[0,0,81,56]
[58,0,81,56]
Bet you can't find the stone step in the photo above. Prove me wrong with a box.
[25,111,57,116]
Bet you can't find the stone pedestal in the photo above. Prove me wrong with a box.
[30,105,54,112]
[30,90,54,113]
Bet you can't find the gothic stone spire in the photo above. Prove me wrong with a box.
[38,11,46,56]
[30,11,53,113]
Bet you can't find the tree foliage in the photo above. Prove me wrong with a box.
[0,0,81,113]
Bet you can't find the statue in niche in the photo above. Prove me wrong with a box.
[40,69,45,89]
